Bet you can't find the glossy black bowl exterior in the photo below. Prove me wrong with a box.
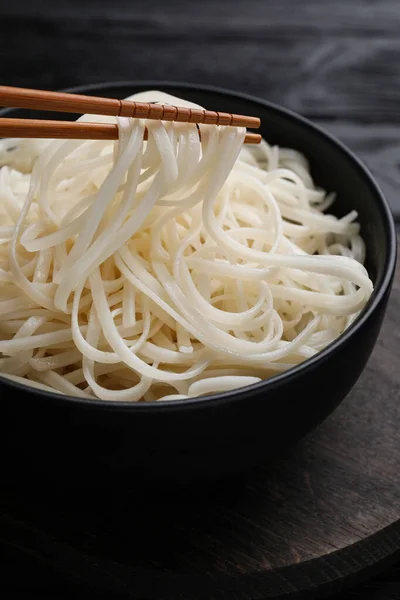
[0,82,396,487]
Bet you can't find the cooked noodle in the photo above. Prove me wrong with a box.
[0,91,373,401]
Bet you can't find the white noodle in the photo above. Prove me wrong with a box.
[0,90,373,401]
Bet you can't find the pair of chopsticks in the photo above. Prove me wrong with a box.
[0,86,261,145]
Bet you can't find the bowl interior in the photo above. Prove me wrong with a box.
[0,82,396,403]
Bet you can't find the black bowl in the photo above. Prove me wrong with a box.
[0,82,396,487]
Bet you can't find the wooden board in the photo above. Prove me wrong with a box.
[1,246,399,599]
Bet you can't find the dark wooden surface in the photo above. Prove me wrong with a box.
[1,0,400,219]
[1,1,400,598]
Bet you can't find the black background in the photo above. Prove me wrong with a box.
[1,1,399,598]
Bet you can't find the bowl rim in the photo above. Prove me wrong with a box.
[0,80,397,411]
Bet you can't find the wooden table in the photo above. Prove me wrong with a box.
[0,1,399,598]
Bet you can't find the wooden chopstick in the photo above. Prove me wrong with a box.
[0,86,261,129]
[0,118,262,144]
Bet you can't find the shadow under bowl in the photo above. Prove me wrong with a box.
[0,82,396,487]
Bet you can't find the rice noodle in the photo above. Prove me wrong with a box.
[0,91,373,401]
